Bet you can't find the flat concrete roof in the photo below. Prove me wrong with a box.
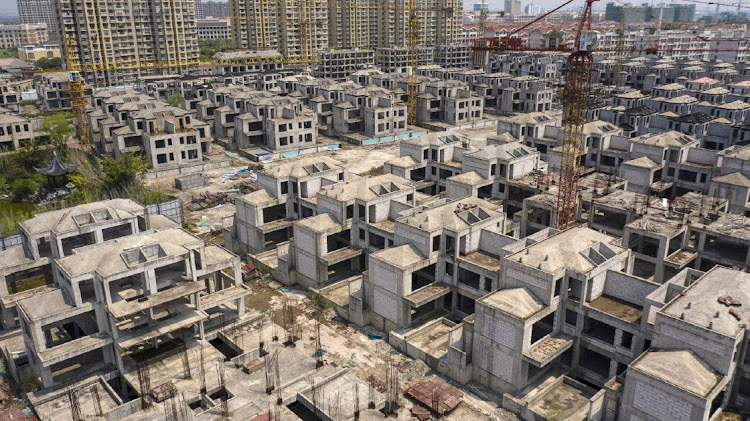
[631,350,720,397]
[661,266,750,337]
[480,287,544,320]
[20,198,144,236]
[631,131,697,148]
[398,196,503,232]
[260,155,343,179]
[56,228,202,279]
[507,227,623,274]
[17,288,75,321]
[703,214,750,241]
[406,318,452,359]
[589,295,643,323]
[527,378,592,420]
[319,173,413,203]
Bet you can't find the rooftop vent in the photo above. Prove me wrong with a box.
[121,243,167,267]
[73,208,113,226]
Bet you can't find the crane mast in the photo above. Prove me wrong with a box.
[407,1,420,126]
[554,0,597,230]
[66,36,91,153]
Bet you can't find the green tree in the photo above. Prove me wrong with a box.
[198,38,231,61]
[10,175,43,201]
[36,57,62,70]
[0,48,18,59]
[41,111,73,154]
[100,153,147,191]
[166,93,182,107]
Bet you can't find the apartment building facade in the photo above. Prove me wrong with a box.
[197,17,231,40]
[231,0,463,53]
[16,0,58,34]
[56,0,199,86]
[0,24,48,49]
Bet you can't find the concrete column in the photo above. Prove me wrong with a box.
[1,306,16,330]
[96,277,109,305]
[146,269,158,294]
[72,280,83,307]
[40,366,54,389]
[0,276,9,297]
[608,358,619,379]
[55,236,64,258]
[94,229,104,244]
[695,231,707,268]
[32,324,47,352]
[236,297,245,317]
[232,261,242,287]
[186,254,196,278]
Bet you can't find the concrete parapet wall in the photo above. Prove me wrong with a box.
[145,198,183,225]
[175,173,209,190]
[0,233,22,251]
[602,270,660,306]
[103,399,142,421]
[144,159,232,179]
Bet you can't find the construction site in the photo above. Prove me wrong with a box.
[1,0,750,418]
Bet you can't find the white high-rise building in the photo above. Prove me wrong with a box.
[524,3,541,15]
[504,0,522,15]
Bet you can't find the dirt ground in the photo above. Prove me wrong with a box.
[242,278,516,420]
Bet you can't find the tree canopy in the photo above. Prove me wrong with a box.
[36,57,63,70]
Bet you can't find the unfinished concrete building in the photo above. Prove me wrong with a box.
[88,89,212,169]
[312,48,375,80]
[0,108,33,151]
[0,200,152,332]
[228,156,347,255]
[18,227,248,388]
[375,47,434,73]
[619,266,750,421]
[209,85,317,152]
[367,196,507,331]
[416,80,485,130]
[35,72,92,111]
[498,76,554,114]
[332,85,409,142]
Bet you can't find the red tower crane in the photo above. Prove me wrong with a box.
[555,0,597,230]
[471,0,598,230]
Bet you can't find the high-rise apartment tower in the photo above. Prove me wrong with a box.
[57,0,200,86]
[17,0,58,34]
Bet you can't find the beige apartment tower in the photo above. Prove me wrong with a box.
[56,0,200,86]
[231,0,463,53]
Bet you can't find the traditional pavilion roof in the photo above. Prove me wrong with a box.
[35,152,78,177]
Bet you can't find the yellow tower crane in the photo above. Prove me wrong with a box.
[65,36,91,153]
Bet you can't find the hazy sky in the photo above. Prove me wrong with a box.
[0,0,18,16]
